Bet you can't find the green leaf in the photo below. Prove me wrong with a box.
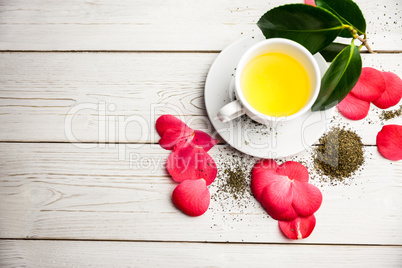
[311,43,362,111]
[320,42,348,62]
[257,4,343,54]
[315,0,366,37]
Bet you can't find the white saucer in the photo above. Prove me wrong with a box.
[204,33,335,158]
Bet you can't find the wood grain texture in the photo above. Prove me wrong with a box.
[0,0,401,262]
[0,143,401,244]
[0,0,401,51]
[0,52,401,144]
[1,240,401,268]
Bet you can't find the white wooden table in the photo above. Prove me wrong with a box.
[0,0,401,267]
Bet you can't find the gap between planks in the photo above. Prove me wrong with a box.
[0,141,378,147]
[1,238,401,247]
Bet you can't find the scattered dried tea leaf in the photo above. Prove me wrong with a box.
[221,163,249,201]
[379,105,402,121]
[212,153,254,208]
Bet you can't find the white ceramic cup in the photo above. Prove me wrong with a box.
[217,38,321,124]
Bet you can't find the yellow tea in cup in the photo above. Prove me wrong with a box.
[240,52,310,117]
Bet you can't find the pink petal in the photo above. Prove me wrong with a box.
[276,161,309,182]
[172,179,210,217]
[252,160,322,222]
[279,215,316,240]
[351,67,386,102]
[251,159,280,202]
[260,178,298,221]
[291,181,323,217]
[376,125,402,161]
[337,93,370,120]
[373,72,402,109]
[191,130,218,152]
[167,140,217,185]
[159,128,193,150]
[304,0,316,6]
[252,159,279,176]
[251,159,279,176]
[155,115,191,137]
[251,170,283,203]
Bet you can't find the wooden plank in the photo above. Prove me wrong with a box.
[1,240,401,267]
[0,0,400,51]
[0,143,401,244]
[0,52,401,144]
[0,52,215,143]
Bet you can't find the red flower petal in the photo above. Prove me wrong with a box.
[251,159,279,202]
[251,170,283,203]
[155,115,191,137]
[172,179,210,217]
[337,93,370,120]
[291,181,323,217]
[260,179,322,221]
[351,67,386,102]
[159,128,194,150]
[252,159,279,176]
[276,161,309,182]
[167,140,217,185]
[373,72,402,109]
[156,115,194,150]
[376,125,402,161]
[304,0,316,6]
[260,178,298,221]
[191,130,218,152]
[156,115,218,152]
[279,215,316,240]
[251,160,322,221]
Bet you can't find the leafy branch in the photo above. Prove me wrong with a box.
[257,0,372,111]
[356,35,373,53]
[342,25,373,53]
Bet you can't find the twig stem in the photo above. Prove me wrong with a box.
[356,35,374,53]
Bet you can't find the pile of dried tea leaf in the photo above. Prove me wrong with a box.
[380,105,402,121]
[221,164,249,200]
[212,154,253,210]
[313,127,364,182]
